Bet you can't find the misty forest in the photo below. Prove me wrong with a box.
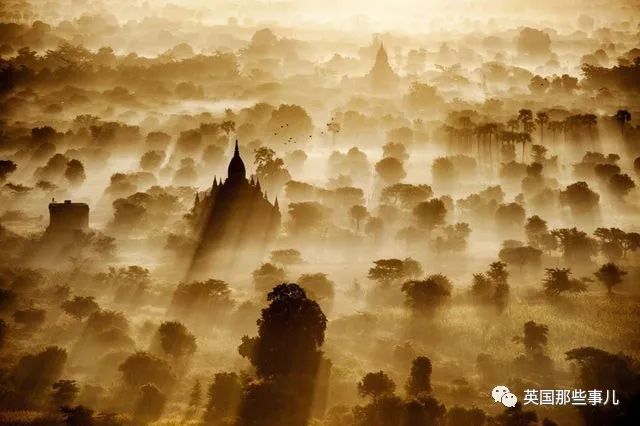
[1,0,640,425]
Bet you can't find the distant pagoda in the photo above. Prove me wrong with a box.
[367,43,399,91]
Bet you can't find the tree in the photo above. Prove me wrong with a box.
[134,383,166,424]
[559,181,599,217]
[270,249,303,265]
[594,263,626,294]
[0,160,17,182]
[542,268,588,296]
[358,371,396,400]
[609,173,635,198]
[405,356,432,396]
[171,279,233,318]
[368,258,423,285]
[615,109,631,138]
[118,351,174,390]
[498,246,542,270]
[298,273,335,304]
[189,380,202,407]
[61,296,99,320]
[64,159,85,186]
[565,347,640,425]
[380,183,432,209]
[241,284,326,377]
[535,112,549,144]
[254,146,291,194]
[413,199,446,233]
[50,379,79,408]
[375,157,406,185]
[513,321,549,357]
[10,346,67,407]
[401,274,452,314]
[552,228,598,266]
[471,261,509,312]
[237,284,327,426]
[203,372,242,423]
[525,215,547,248]
[518,109,535,161]
[349,205,368,232]
[495,202,525,232]
[157,321,197,358]
[287,201,327,236]
[252,263,286,293]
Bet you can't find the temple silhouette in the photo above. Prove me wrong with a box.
[367,43,399,91]
[188,141,281,275]
[47,200,89,234]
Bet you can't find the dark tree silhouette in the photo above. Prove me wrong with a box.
[566,347,640,425]
[402,274,452,314]
[9,346,67,408]
[0,160,17,182]
[614,109,631,138]
[513,321,549,357]
[203,372,242,423]
[237,284,328,426]
[498,245,542,270]
[471,261,509,312]
[118,351,174,390]
[405,356,432,396]
[50,379,78,408]
[61,296,99,320]
[551,228,598,266]
[157,321,197,358]
[413,199,446,233]
[594,262,626,294]
[609,173,635,198]
[542,268,588,296]
[358,371,396,400]
[134,383,166,424]
[368,258,423,285]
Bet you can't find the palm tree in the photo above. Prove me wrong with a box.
[443,125,456,153]
[518,109,534,133]
[582,114,598,148]
[518,132,532,163]
[507,118,519,132]
[615,109,631,139]
[535,112,549,144]
[547,120,564,144]
[474,124,486,162]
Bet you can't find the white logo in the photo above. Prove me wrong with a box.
[492,385,518,407]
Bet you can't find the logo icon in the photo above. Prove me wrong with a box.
[492,385,518,407]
